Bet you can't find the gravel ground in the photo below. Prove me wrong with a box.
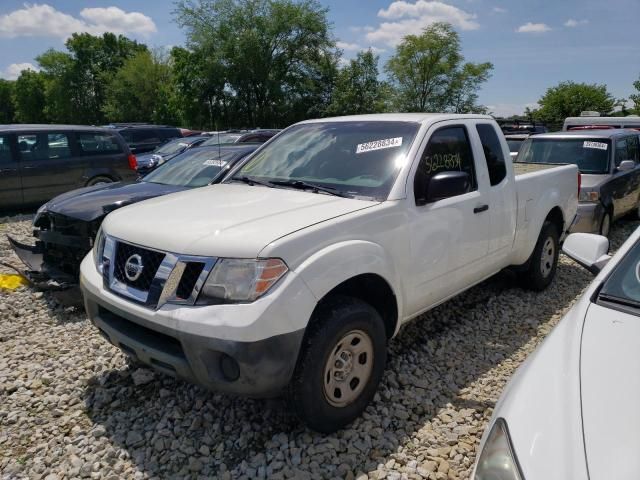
[1,213,638,480]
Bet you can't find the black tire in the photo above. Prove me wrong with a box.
[599,211,612,237]
[86,176,114,187]
[519,221,559,291]
[288,295,387,433]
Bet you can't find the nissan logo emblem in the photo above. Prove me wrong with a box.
[124,254,144,282]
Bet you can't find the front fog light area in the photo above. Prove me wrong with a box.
[474,419,523,480]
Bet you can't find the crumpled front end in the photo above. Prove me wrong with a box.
[8,211,101,288]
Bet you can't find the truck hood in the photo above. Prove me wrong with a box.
[580,302,640,480]
[102,183,378,258]
[45,181,188,222]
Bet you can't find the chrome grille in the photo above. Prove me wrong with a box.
[102,236,216,309]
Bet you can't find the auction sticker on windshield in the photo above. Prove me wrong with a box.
[203,159,227,167]
[356,137,403,154]
[583,141,608,150]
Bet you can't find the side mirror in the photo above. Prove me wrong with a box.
[426,171,471,203]
[617,160,635,172]
[562,233,611,275]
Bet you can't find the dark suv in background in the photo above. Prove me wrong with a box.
[106,124,183,154]
[0,125,137,211]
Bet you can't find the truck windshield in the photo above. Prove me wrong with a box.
[143,148,237,187]
[517,138,611,174]
[230,121,420,199]
[201,133,243,146]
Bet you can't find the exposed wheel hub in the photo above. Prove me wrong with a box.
[323,330,374,408]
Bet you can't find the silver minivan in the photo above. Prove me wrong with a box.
[517,129,640,237]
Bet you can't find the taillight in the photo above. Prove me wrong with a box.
[578,172,582,196]
[128,153,137,170]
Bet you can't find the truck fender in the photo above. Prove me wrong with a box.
[512,191,566,266]
[294,240,404,335]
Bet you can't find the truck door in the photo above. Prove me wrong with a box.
[474,123,516,256]
[612,137,639,215]
[406,122,491,315]
[0,133,22,210]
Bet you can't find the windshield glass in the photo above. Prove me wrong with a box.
[506,139,524,152]
[517,137,611,174]
[143,148,239,187]
[230,121,420,199]
[201,133,243,146]
[155,138,191,156]
[599,240,640,310]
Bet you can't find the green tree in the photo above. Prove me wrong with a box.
[36,33,147,124]
[531,81,616,124]
[630,75,640,114]
[13,70,47,123]
[175,0,338,127]
[0,79,15,123]
[327,50,388,116]
[385,22,492,113]
[103,50,178,124]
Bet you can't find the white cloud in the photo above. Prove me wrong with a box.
[365,0,479,46]
[516,22,551,33]
[336,41,361,51]
[2,62,39,80]
[0,4,156,39]
[492,7,507,13]
[564,18,588,27]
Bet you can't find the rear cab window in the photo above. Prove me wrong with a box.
[414,125,477,204]
[476,124,507,186]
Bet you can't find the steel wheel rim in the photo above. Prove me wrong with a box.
[323,329,374,408]
[601,214,611,237]
[540,236,555,278]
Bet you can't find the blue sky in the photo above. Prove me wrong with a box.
[1,0,639,117]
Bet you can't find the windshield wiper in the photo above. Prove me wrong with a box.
[232,175,275,188]
[270,180,351,198]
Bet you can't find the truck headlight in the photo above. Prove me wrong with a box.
[197,258,288,304]
[474,419,523,480]
[33,203,48,225]
[93,227,106,273]
[579,190,599,202]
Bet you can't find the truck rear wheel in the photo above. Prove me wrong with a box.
[520,221,559,291]
[288,295,387,433]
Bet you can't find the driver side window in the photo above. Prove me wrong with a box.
[414,126,477,205]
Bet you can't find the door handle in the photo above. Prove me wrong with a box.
[474,204,489,214]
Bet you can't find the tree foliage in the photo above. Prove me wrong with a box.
[0,79,15,123]
[327,50,389,116]
[531,81,617,124]
[385,22,492,113]
[630,74,640,115]
[13,70,47,123]
[174,0,338,127]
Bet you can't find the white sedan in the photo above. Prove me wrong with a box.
[473,228,640,480]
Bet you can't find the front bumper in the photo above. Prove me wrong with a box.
[7,236,77,287]
[568,202,604,234]
[80,255,315,397]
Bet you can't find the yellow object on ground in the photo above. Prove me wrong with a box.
[0,274,28,290]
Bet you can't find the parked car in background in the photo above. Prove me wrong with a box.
[135,136,210,175]
[106,124,183,154]
[504,133,530,160]
[517,130,640,236]
[200,129,280,147]
[9,144,258,286]
[473,229,640,480]
[80,113,577,432]
[0,125,137,211]
[563,115,640,131]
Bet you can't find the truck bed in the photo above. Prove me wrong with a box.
[513,162,563,176]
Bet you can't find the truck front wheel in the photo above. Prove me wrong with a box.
[520,220,559,291]
[288,295,387,433]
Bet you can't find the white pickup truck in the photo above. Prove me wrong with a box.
[80,114,578,432]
